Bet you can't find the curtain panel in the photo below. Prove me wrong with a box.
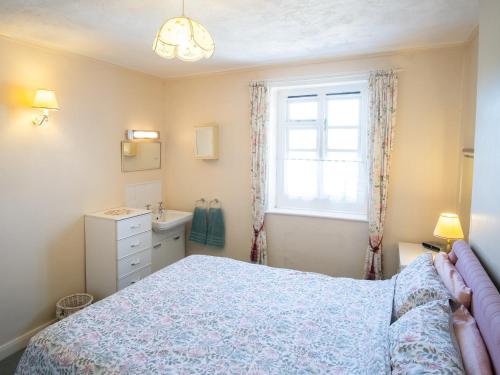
[363,71,398,280]
[249,81,269,265]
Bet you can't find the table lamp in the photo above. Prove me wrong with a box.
[433,213,464,252]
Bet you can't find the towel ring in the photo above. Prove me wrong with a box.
[195,198,206,207]
[209,198,221,208]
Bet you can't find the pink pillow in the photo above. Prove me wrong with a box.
[449,249,458,264]
[453,305,493,375]
[434,252,472,309]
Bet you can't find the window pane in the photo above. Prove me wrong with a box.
[287,151,317,160]
[328,129,359,150]
[288,128,317,150]
[288,100,318,121]
[284,160,317,199]
[323,161,360,202]
[326,151,361,161]
[327,98,360,126]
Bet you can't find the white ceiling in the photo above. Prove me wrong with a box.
[0,0,478,78]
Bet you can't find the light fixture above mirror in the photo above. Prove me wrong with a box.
[152,0,215,62]
[126,130,160,140]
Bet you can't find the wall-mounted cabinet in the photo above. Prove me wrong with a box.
[194,125,219,159]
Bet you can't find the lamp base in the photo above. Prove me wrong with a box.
[445,239,452,253]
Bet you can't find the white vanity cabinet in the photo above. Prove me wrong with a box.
[152,227,185,272]
[85,208,152,299]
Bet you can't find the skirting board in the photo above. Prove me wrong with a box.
[0,319,56,361]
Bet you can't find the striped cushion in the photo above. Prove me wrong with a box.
[452,240,500,374]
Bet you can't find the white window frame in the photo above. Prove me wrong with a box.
[267,79,369,222]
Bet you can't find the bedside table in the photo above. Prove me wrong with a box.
[398,242,436,271]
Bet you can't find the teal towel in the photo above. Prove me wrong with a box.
[206,208,225,248]
[189,207,207,244]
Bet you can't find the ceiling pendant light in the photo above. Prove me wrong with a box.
[152,0,215,62]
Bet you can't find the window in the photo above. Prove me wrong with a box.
[268,81,368,220]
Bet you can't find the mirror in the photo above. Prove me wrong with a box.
[121,141,161,172]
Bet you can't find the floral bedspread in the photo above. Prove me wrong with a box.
[17,255,395,374]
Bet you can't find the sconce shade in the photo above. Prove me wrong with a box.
[433,213,464,240]
[33,89,59,110]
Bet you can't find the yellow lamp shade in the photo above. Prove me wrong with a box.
[33,89,59,110]
[152,16,214,62]
[433,213,464,240]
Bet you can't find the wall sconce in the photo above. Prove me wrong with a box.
[126,130,160,140]
[32,89,59,126]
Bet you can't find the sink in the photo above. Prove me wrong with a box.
[152,210,193,232]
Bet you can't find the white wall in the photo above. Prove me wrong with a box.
[469,0,500,288]
[164,45,470,278]
[0,37,165,351]
[457,32,478,240]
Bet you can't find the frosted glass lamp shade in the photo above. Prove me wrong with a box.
[32,89,59,110]
[433,213,464,240]
[153,16,214,62]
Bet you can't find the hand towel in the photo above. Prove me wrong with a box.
[206,207,225,248]
[189,207,208,245]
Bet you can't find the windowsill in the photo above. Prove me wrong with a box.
[266,207,368,222]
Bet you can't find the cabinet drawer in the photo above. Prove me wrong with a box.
[118,266,151,290]
[116,214,151,240]
[117,249,151,278]
[117,231,152,259]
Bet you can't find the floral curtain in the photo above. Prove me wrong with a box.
[249,81,269,265]
[363,71,398,280]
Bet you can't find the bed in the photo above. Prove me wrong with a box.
[16,241,500,374]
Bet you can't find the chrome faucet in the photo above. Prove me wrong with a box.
[158,201,165,215]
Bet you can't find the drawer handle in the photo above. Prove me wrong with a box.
[130,259,141,266]
[130,242,141,248]
[173,235,181,240]
[130,278,140,285]
[130,223,142,229]
[153,243,161,248]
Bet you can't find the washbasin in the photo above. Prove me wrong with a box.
[152,210,193,232]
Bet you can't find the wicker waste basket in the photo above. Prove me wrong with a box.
[56,293,93,320]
